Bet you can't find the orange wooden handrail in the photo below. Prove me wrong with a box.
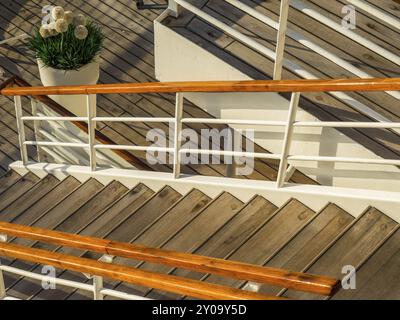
[1,78,400,96]
[0,242,283,300]
[0,221,340,296]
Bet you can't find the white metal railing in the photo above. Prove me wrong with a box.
[14,90,400,189]
[167,0,400,123]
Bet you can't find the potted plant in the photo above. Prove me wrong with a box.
[28,6,104,116]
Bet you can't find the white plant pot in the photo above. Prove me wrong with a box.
[37,59,100,116]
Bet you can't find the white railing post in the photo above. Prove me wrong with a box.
[173,92,184,179]
[276,92,300,188]
[273,0,290,80]
[14,96,29,165]
[30,98,42,162]
[168,0,180,18]
[92,276,104,300]
[86,94,97,171]
[0,234,7,300]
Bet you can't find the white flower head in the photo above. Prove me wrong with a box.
[64,11,74,25]
[39,25,51,38]
[73,14,86,26]
[51,6,64,20]
[74,25,88,40]
[55,19,69,33]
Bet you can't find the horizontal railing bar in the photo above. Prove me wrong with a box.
[3,78,400,96]
[181,118,287,126]
[0,265,93,292]
[0,222,339,296]
[93,117,175,123]
[288,155,400,166]
[179,149,281,160]
[24,141,89,148]
[0,242,282,300]
[94,145,174,152]
[100,289,152,301]
[293,122,400,129]
[21,116,88,122]
[182,119,400,129]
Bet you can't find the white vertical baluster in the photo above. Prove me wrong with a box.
[168,0,180,18]
[273,0,290,80]
[86,94,97,171]
[173,92,184,179]
[14,96,28,165]
[93,276,104,300]
[276,92,300,188]
[30,98,42,162]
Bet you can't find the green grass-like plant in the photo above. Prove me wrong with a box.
[29,20,104,70]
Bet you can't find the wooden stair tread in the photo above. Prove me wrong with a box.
[0,170,21,195]
[0,175,60,222]
[0,172,40,211]
[332,228,400,300]
[5,181,129,300]
[258,203,354,296]
[107,191,244,299]
[30,183,156,301]
[283,207,398,299]
[181,199,316,295]
[148,195,278,299]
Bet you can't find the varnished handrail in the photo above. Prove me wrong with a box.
[2,78,400,96]
[0,242,282,300]
[0,221,340,296]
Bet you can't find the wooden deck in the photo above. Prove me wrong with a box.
[0,0,314,184]
[163,0,400,162]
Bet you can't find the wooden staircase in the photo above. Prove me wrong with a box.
[0,169,398,300]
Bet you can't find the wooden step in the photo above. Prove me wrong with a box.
[148,195,278,299]
[282,207,398,300]
[175,199,316,299]
[72,191,243,300]
[0,172,40,211]
[0,170,21,194]
[30,183,155,300]
[5,181,129,299]
[5,176,81,226]
[332,228,400,300]
[0,175,60,222]
[257,203,354,296]
[34,185,182,300]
